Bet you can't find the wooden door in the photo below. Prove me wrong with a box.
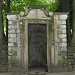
[28,23,47,67]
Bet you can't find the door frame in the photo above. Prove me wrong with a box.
[22,19,52,72]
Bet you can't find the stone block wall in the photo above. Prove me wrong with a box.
[7,15,21,67]
[54,13,68,66]
[7,11,68,70]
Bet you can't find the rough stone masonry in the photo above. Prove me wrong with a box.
[7,7,68,72]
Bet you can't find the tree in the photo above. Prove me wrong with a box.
[57,0,69,12]
[0,0,4,42]
[8,0,59,13]
[0,0,8,70]
[71,0,75,46]
[6,0,10,41]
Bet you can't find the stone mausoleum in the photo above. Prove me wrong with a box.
[7,6,68,72]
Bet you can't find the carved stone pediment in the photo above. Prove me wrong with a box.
[20,7,53,19]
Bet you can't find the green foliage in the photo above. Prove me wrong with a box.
[58,55,67,66]
[10,56,18,65]
[46,1,59,12]
[3,0,59,13]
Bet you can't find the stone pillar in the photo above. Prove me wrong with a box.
[54,13,68,66]
[7,14,21,69]
[47,21,52,72]
[24,22,28,72]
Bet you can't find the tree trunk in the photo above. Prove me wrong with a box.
[58,0,69,12]
[70,0,75,46]
[0,0,4,42]
[72,0,75,38]
[6,0,10,41]
[0,0,8,71]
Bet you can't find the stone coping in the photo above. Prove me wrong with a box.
[6,12,69,15]
[53,12,69,15]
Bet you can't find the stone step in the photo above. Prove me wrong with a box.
[27,72,46,75]
[11,72,46,75]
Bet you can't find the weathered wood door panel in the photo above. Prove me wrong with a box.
[28,23,47,66]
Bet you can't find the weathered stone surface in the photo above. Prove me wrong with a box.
[26,9,50,19]
[49,12,53,16]
[17,29,20,33]
[8,38,13,42]
[59,43,67,46]
[8,34,16,38]
[61,21,66,24]
[59,15,68,20]
[8,38,16,42]
[8,25,14,29]
[8,51,13,56]
[58,29,66,34]
[8,47,12,50]
[62,43,67,46]
[58,34,66,38]
[62,29,66,33]
[8,21,12,24]
[59,25,66,29]
[54,13,68,66]
[62,38,67,42]
[7,9,68,72]
[8,29,15,33]
[8,43,14,46]
[7,15,17,21]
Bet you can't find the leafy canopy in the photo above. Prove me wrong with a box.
[3,0,59,13]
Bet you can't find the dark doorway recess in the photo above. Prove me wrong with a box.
[28,23,47,72]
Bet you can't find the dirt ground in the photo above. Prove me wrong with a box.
[0,71,75,75]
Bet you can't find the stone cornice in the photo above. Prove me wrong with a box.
[7,15,17,21]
